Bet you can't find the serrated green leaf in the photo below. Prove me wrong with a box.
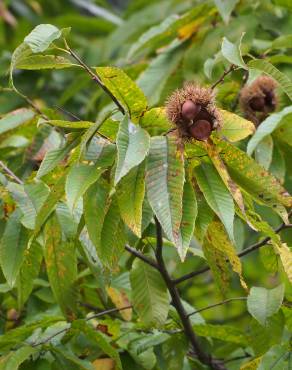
[15,55,74,70]
[219,109,255,142]
[42,119,92,130]
[248,59,292,100]
[0,209,28,287]
[178,179,197,260]
[146,136,185,250]
[130,258,169,326]
[84,136,116,166]
[44,214,77,318]
[194,161,235,243]
[24,24,62,53]
[221,34,247,69]
[95,67,148,122]
[115,116,150,184]
[193,323,248,345]
[65,163,104,212]
[247,285,284,326]
[84,180,110,257]
[247,106,292,155]
[99,198,126,269]
[50,347,94,370]
[117,162,145,237]
[0,108,35,135]
[17,240,43,309]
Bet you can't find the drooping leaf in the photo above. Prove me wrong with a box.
[83,180,110,257]
[0,209,28,288]
[130,258,169,326]
[218,109,255,142]
[221,34,247,69]
[194,161,235,242]
[248,59,292,100]
[0,108,35,135]
[44,214,77,318]
[117,162,145,237]
[205,220,247,290]
[65,163,104,212]
[217,140,292,221]
[247,285,284,326]
[146,136,185,250]
[100,198,126,269]
[273,243,292,282]
[115,116,150,185]
[17,240,43,309]
[178,179,197,260]
[247,106,292,155]
[95,67,148,122]
[24,24,63,53]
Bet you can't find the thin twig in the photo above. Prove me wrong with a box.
[30,305,132,348]
[187,297,247,318]
[153,217,226,370]
[211,64,236,90]
[65,44,125,115]
[223,353,251,364]
[125,244,159,270]
[0,161,23,184]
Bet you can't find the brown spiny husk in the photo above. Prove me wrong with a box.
[239,75,278,126]
[165,82,221,141]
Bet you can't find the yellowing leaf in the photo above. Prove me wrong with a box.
[218,109,255,142]
[93,358,116,370]
[240,357,262,370]
[205,221,247,290]
[106,286,132,321]
[273,243,292,282]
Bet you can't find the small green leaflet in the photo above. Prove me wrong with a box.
[0,108,35,135]
[221,34,247,69]
[247,285,284,326]
[24,24,62,53]
[115,116,150,185]
[214,0,239,23]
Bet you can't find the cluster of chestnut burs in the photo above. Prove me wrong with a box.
[166,75,277,141]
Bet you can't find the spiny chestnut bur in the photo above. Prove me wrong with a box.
[240,75,278,127]
[166,83,221,141]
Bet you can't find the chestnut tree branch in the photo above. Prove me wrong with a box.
[211,64,236,90]
[0,161,24,185]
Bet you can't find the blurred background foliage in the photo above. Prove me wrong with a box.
[0,0,291,369]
